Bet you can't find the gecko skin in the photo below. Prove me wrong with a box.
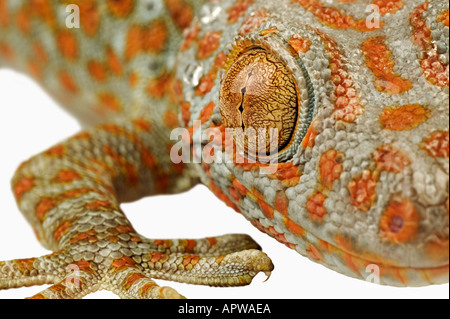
[0,0,449,298]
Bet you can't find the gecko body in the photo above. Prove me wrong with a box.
[0,0,448,298]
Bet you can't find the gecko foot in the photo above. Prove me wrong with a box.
[0,234,274,298]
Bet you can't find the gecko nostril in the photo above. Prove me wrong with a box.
[388,215,404,234]
[379,195,420,244]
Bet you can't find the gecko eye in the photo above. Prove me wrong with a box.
[219,47,300,162]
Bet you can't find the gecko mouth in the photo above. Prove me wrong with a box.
[252,218,449,287]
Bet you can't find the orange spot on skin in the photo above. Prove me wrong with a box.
[272,163,302,187]
[209,181,241,213]
[106,0,134,17]
[14,258,36,273]
[99,123,127,135]
[84,200,114,211]
[228,186,240,202]
[251,220,295,249]
[348,170,379,212]
[319,150,344,190]
[108,236,119,243]
[380,104,429,131]
[306,193,327,221]
[132,118,152,132]
[106,47,123,76]
[36,197,56,221]
[0,0,9,27]
[284,217,305,238]
[372,145,411,173]
[318,238,331,253]
[421,131,449,158]
[124,273,147,290]
[53,221,71,242]
[125,21,168,60]
[182,256,192,267]
[289,35,312,54]
[411,3,449,87]
[98,93,122,113]
[258,197,274,219]
[88,60,108,82]
[46,145,66,157]
[196,52,227,96]
[70,229,97,244]
[316,30,362,122]
[306,244,322,261]
[164,110,179,129]
[71,132,92,141]
[56,30,78,60]
[184,240,196,253]
[33,43,48,63]
[147,72,174,99]
[199,102,216,124]
[232,178,249,197]
[63,187,98,198]
[215,256,225,264]
[164,0,193,29]
[59,71,79,94]
[112,256,136,272]
[207,237,217,246]
[437,10,449,27]
[180,23,200,52]
[181,101,191,127]
[197,32,221,60]
[239,10,269,36]
[302,122,318,149]
[154,240,173,249]
[53,170,82,183]
[15,8,30,34]
[379,196,419,243]
[292,0,379,31]
[267,226,290,245]
[362,36,413,94]
[78,0,100,36]
[373,0,404,14]
[141,148,157,170]
[13,177,34,201]
[129,72,139,87]
[275,191,289,216]
[260,27,278,36]
[228,0,254,24]
[49,284,66,294]
[0,42,14,61]
[104,146,138,186]
[27,60,43,79]
[30,0,56,28]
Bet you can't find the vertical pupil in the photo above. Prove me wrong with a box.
[219,47,299,159]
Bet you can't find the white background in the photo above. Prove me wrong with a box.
[0,69,448,299]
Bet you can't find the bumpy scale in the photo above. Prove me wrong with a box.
[0,0,448,298]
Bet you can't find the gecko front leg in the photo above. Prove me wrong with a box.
[0,118,273,299]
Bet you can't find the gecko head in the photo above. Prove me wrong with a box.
[176,0,449,286]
